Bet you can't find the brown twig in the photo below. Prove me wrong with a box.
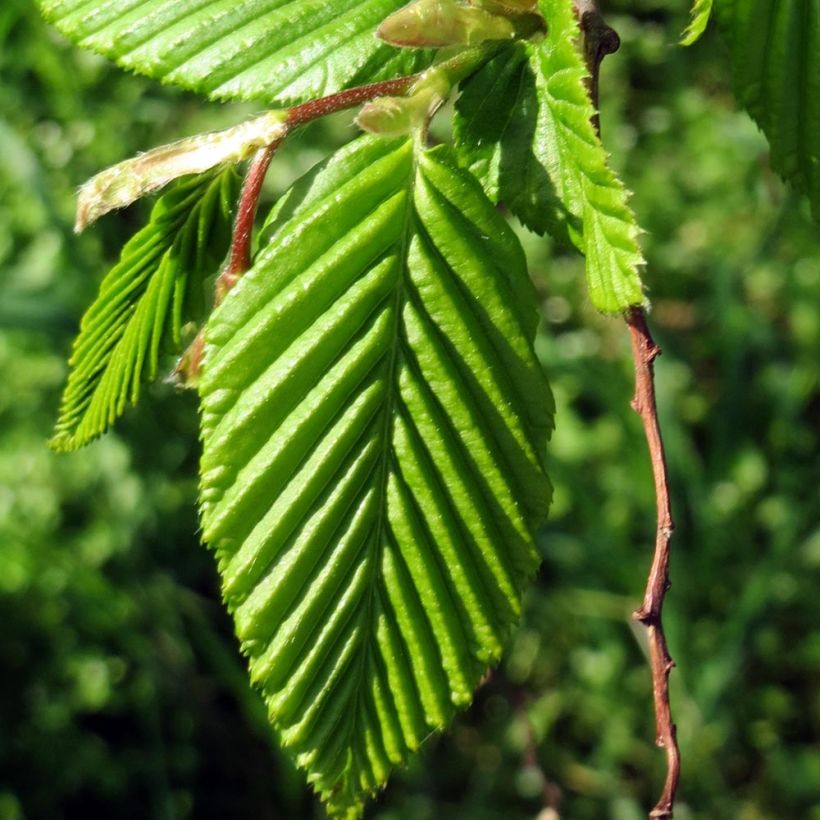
[572,0,620,134]
[174,143,279,385]
[286,76,417,129]
[216,143,280,303]
[626,306,679,820]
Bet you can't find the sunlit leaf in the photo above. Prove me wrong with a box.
[455,0,646,313]
[198,136,552,816]
[682,0,713,46]
[38,0,434,106]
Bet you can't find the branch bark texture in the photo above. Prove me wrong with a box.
[626,307,679,820]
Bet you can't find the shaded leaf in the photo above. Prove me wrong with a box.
[455,0,646,313]
[198,136,552,816]
[715,0,820,220]
[454,44,573,239]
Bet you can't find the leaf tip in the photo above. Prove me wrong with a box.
[48,429,84,453]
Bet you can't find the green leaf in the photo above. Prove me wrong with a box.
[682,0,713,45]
[454,44,573,240]
[198,136,552,817]
[454,0,646,313]
[715,0,820,220]
[38,0,434,106]
[51,169,237,452]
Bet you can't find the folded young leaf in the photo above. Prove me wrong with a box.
[715,0,820,220]
[38,0,434,106]
[198,136,553,817]
[51,170,237,452]
[454,0,646,313]
[681,0,713,46]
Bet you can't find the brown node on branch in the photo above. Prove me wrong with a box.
[572,0,620,133]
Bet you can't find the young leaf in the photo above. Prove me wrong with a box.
[455,0,646,313]
[38,0,434,106]
[51,170,237,452]
[715,0,820,220]
[198,136,553,817]
[681,0,713,46]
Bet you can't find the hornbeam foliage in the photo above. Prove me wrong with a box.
[51,170,237,451]
[38,0,434,105]
[40,0,819,814]
[715,0,820,220]
[682,0,713,45]
[454,0,646,313]
[198,137,553,815]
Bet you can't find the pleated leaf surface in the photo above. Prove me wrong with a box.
[454,0,646,313]
[453,44,569,240]
[51,169,236,451]
[198,136,553,816]
[37,0,433,106]
[715,0,820,219]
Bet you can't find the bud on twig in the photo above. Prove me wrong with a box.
[357,70,451,136]
[378,0,515,48]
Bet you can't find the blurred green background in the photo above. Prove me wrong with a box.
[1,1,818,818]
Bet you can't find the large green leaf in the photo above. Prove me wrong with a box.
[198,136,553,816]
[715,0,820,219]
[51,169,237,452]
[454,0,646,313]
[38,0,433,106]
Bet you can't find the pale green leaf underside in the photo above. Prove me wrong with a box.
[51,170,236,452]
[455,0,646,313]
[38,0,433,106]
[682,0,713,46]
[715,0,820,220]
[198,136,553,816]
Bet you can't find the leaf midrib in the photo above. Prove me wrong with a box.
[333,140,420,776]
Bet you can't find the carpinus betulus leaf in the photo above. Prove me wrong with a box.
[198,135,553,817]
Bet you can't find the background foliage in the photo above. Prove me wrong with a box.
[0,0,818,817]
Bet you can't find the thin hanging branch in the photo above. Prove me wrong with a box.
[626,308,679,820]
[572,2,680,817]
